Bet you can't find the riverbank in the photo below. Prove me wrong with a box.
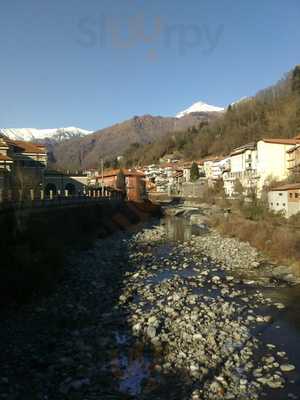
[0,200,161,306]
[164,203,300,286]
[0,215,299,399]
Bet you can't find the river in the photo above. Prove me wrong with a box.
[0,213,299,399]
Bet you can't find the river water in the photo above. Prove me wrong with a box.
[0,213,300,399]
[162,214,300,399]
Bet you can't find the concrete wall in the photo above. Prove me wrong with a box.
[182,182,206,197]
[0,199,161,304]
[268,191,288,215]
[257,141,293,189]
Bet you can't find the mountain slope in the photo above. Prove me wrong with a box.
[0,127,92,142]
[51,113,220,170]
[122,66,300,165]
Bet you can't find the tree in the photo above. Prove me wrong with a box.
[116,169,126,192]
[292,65,300,95]
[190,162,200,182]
[234,179,244,197]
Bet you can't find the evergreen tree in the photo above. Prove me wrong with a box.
[190,162,200,182]
[292,65,300,95]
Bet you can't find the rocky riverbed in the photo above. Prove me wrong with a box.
[0,215,299,399]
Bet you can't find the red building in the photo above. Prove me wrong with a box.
[96,169,146,202]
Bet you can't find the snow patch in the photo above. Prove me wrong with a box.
[176,101,224,118]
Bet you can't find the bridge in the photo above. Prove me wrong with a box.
[0,188,123,212]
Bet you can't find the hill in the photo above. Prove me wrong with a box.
[50,112,221,170]
[122,66,300,166]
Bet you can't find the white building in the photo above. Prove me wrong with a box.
[256,138,297,191]
[268,183,300,217]
[223,143,258,197]
[223,137,299,198]
[211,157,231,181]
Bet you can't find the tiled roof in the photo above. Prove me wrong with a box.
[10,140,47,154]
[270,183,300,191]
[203,156,222,162]
[262,138,299,145]
[230,142,256,156]
[2,137,47,154]
[102,168,145,177]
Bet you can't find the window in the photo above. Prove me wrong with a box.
[283,203,286,206]
[290,193,293,198]
[271,202,273,206]
[276,203,279,206]
[295,193,299,198]
[279,193,283,196]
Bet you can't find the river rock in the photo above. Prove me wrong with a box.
[280,364,296,372]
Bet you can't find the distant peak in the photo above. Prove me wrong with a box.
[0,127,93,142]
[176,101,224,118]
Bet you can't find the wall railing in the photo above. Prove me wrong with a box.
[0,188,123,211]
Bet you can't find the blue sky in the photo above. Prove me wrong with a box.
[0,0,299,131]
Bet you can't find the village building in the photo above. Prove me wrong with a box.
[181,161,205,183]
[0,136,47,196]
[256,138,298,192]
[94,168,146,202]
[202,157,222,185]
[223,143,258,197]
[223,137,300,198]
[211,157,230,181]
[286,137,300,176]
[268,183,300,217]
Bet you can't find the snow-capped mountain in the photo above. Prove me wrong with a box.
[176,101,225,118]
[0,127,93,142]
[229,96,253,108]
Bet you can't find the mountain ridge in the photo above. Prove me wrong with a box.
[50,112,221,170]
[0,127,92,143]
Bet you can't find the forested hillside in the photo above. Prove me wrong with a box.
[123,66,300,166]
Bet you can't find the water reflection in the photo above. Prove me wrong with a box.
[164,216,192,242]
[264,285,300,332]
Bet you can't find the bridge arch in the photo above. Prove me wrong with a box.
[45,183,57,195]
[65,182,76,195]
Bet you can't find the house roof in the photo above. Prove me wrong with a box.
[102,168,145,178]
[262,138,299,145]
[270,183,300,191]
[203,156,222,163]
[230,142,256,156]
[11,140,47,154]
[3,138,47,154]
[173,171,183,178]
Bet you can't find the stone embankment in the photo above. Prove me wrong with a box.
[0,200,161,305]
